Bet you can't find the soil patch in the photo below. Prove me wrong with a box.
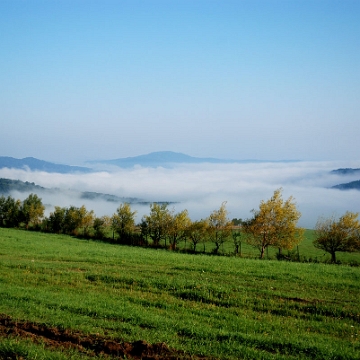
[0,314,207,359]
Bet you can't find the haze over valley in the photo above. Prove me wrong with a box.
[1,153,359,229]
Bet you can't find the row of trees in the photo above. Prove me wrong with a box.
[1,189,359,262]
[0,193,45,229]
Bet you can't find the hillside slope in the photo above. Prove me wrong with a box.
[0,156,91,173]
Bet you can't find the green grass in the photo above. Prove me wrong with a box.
[0,228,359,359]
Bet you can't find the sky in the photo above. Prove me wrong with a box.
[1,0,359,164]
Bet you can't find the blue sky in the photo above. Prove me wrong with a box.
[1,0,359,164]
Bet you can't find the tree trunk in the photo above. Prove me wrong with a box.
[331,251,336,263]
[260,246,265,259]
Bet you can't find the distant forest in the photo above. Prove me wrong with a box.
[0,178,139,204]
[0,178,45,194]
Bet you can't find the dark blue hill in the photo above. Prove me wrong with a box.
[331,180,360,190]
[89,151,287,168]
[0,156,92,173]
[330,168,360,175]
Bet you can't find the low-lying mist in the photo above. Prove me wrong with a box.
[1,160,359,229]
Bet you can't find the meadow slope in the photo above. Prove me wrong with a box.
[0,228,359,359]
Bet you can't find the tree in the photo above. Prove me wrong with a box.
[242,189,303,259]
[21,193,45,229]
[186,219,208,252]
[77,205,95,236]
[232,228,242,256]
[112,203,137,242]
[63,206,82,235]
[313,212,360,263]
[0,195,6,226]
[93,215,111,239]
[0,195,21,228]
[142,203,171,247]
[207,202,233,254]
[231,218,242,226]
[168,209,191,250]
[46,206,66,233]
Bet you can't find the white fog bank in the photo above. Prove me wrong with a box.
[1,161,359,229]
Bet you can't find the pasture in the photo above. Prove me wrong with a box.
[0,228,359,359]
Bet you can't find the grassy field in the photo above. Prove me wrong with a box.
[0,228,359,359]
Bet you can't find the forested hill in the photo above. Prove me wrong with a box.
[88,151,292,168]
[331,180,360,190]
[0,178,142,204]
[331,168,360,175]
[0,178,45,194]
[0,156,91,173]
[330,168,360,190]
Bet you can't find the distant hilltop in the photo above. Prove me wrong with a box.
[0,178,144,204]
[88,151,298,168]
[330,168,360,175]
[331,180,360,191]
[330,168,360,191]
[0,152,300,171]
[0,156,92,174]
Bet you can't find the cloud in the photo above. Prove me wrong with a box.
[1,160,359,228]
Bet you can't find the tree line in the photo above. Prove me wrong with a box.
[1,189,359,263]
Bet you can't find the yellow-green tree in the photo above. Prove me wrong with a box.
[63,206,84,235]
[21,193,45,229]
[207,202,233,254]
[168,209,191,250]
[142,203,171,247]
[314,211,360,263]
[242,189,303,259]
[186,219,209,252]
[112,203,137,242]
[78,205,95,236]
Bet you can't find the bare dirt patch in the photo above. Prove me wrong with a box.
[0,314,208,359]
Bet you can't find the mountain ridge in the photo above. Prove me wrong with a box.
[0,156,92,173]
[1,152,301,171]
[331,180,360,191]
[89,151,299,168]
[0,178,143,204]
[330,168,360,175]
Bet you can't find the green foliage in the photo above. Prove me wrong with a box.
[46,206,66,233]
[93,215,111,239]
[45,205,94,236]
[111,203,137,242]
[0,195,21,228]
[21,193,45,229]
[168,209,191,250]
[142,203,172,246]
[186,219,208,252]
[231,217,242,226]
